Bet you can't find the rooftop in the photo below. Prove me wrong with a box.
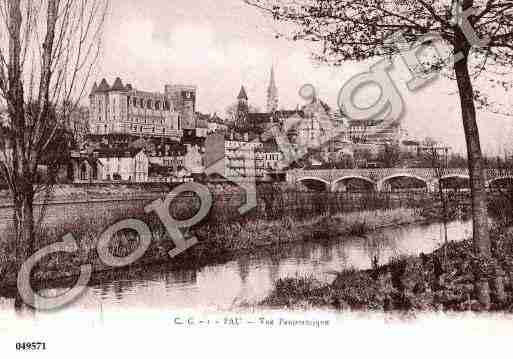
[93,147,144,158]
[237,86,248,100]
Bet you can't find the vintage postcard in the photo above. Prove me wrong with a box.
[0,0,512,357]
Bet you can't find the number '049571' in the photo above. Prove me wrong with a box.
[16,342,47,351]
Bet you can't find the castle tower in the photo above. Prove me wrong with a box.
[266,66,278,113]
[164,84,197,130]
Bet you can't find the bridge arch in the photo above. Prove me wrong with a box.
[377,173,429,192]
[488,176,513,189]
[440,174,470,189]
[331,176,376,192]
[295,176,330,191]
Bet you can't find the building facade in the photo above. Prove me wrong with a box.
[164,84,197,130]
[183,144,204,174]
[255,142,285,180]
[346,119,402,144]
[204,131,262,182]
[89,78,197,140]
[95,147,149,182]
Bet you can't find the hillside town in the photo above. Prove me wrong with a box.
[4,2,513,343]
[0,67,460,189]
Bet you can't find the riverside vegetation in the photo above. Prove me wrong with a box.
[261,191,513,313]
[261,229,513,312]
[0,182,453,290]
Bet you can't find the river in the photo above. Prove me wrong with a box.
[0,219,471,314]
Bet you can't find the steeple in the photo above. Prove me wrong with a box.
[266,65,278,113]
[237,85,248,101]
[236,85,249,127]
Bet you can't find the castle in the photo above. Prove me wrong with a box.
[88,77,197,140]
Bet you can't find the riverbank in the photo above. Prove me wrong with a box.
[260,225,513,312]
[0,207,430,290]
[0,177,471,294]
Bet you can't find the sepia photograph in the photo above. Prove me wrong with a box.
[0,0,513,357]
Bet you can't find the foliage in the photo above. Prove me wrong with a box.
[0,0,108,293]
[242,3,513,304]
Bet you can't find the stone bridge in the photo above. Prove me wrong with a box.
[286,168,513,192]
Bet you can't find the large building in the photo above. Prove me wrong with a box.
[255,141,286,180]
[284,98,346,151]
[204,131,262,182]
[89,78,197,140]
[345,119,402,144]
[95,147,149,182]
[71,147,149,183]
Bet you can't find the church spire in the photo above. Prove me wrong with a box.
[237,85,248,101]
[266,65,278,113]
[236,85,249,127]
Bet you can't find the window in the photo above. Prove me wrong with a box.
[155,101,160,110]
[147,99,152,109]
[139,98,144,108]
[133,97,137,107]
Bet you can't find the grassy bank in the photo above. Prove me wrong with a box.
[0,181,469,290]
[0,205,427,289]
[261,225,513,312]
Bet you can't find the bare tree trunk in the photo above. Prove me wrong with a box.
[454,55,490,258]
[0,0,107,312]
[436,170,448,262]
[13,191,35,265]
[13,190,35,312]
[454,45,491,309]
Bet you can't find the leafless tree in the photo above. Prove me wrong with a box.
[66,105,90,146]
[243,0,513,307]
[0,0,108,283]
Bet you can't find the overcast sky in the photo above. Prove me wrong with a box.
[95,0,513,154]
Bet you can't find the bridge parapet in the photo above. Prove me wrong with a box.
[289,168,469,182]
[288,167,513,191]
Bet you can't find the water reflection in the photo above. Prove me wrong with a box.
[0,220,471,313]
